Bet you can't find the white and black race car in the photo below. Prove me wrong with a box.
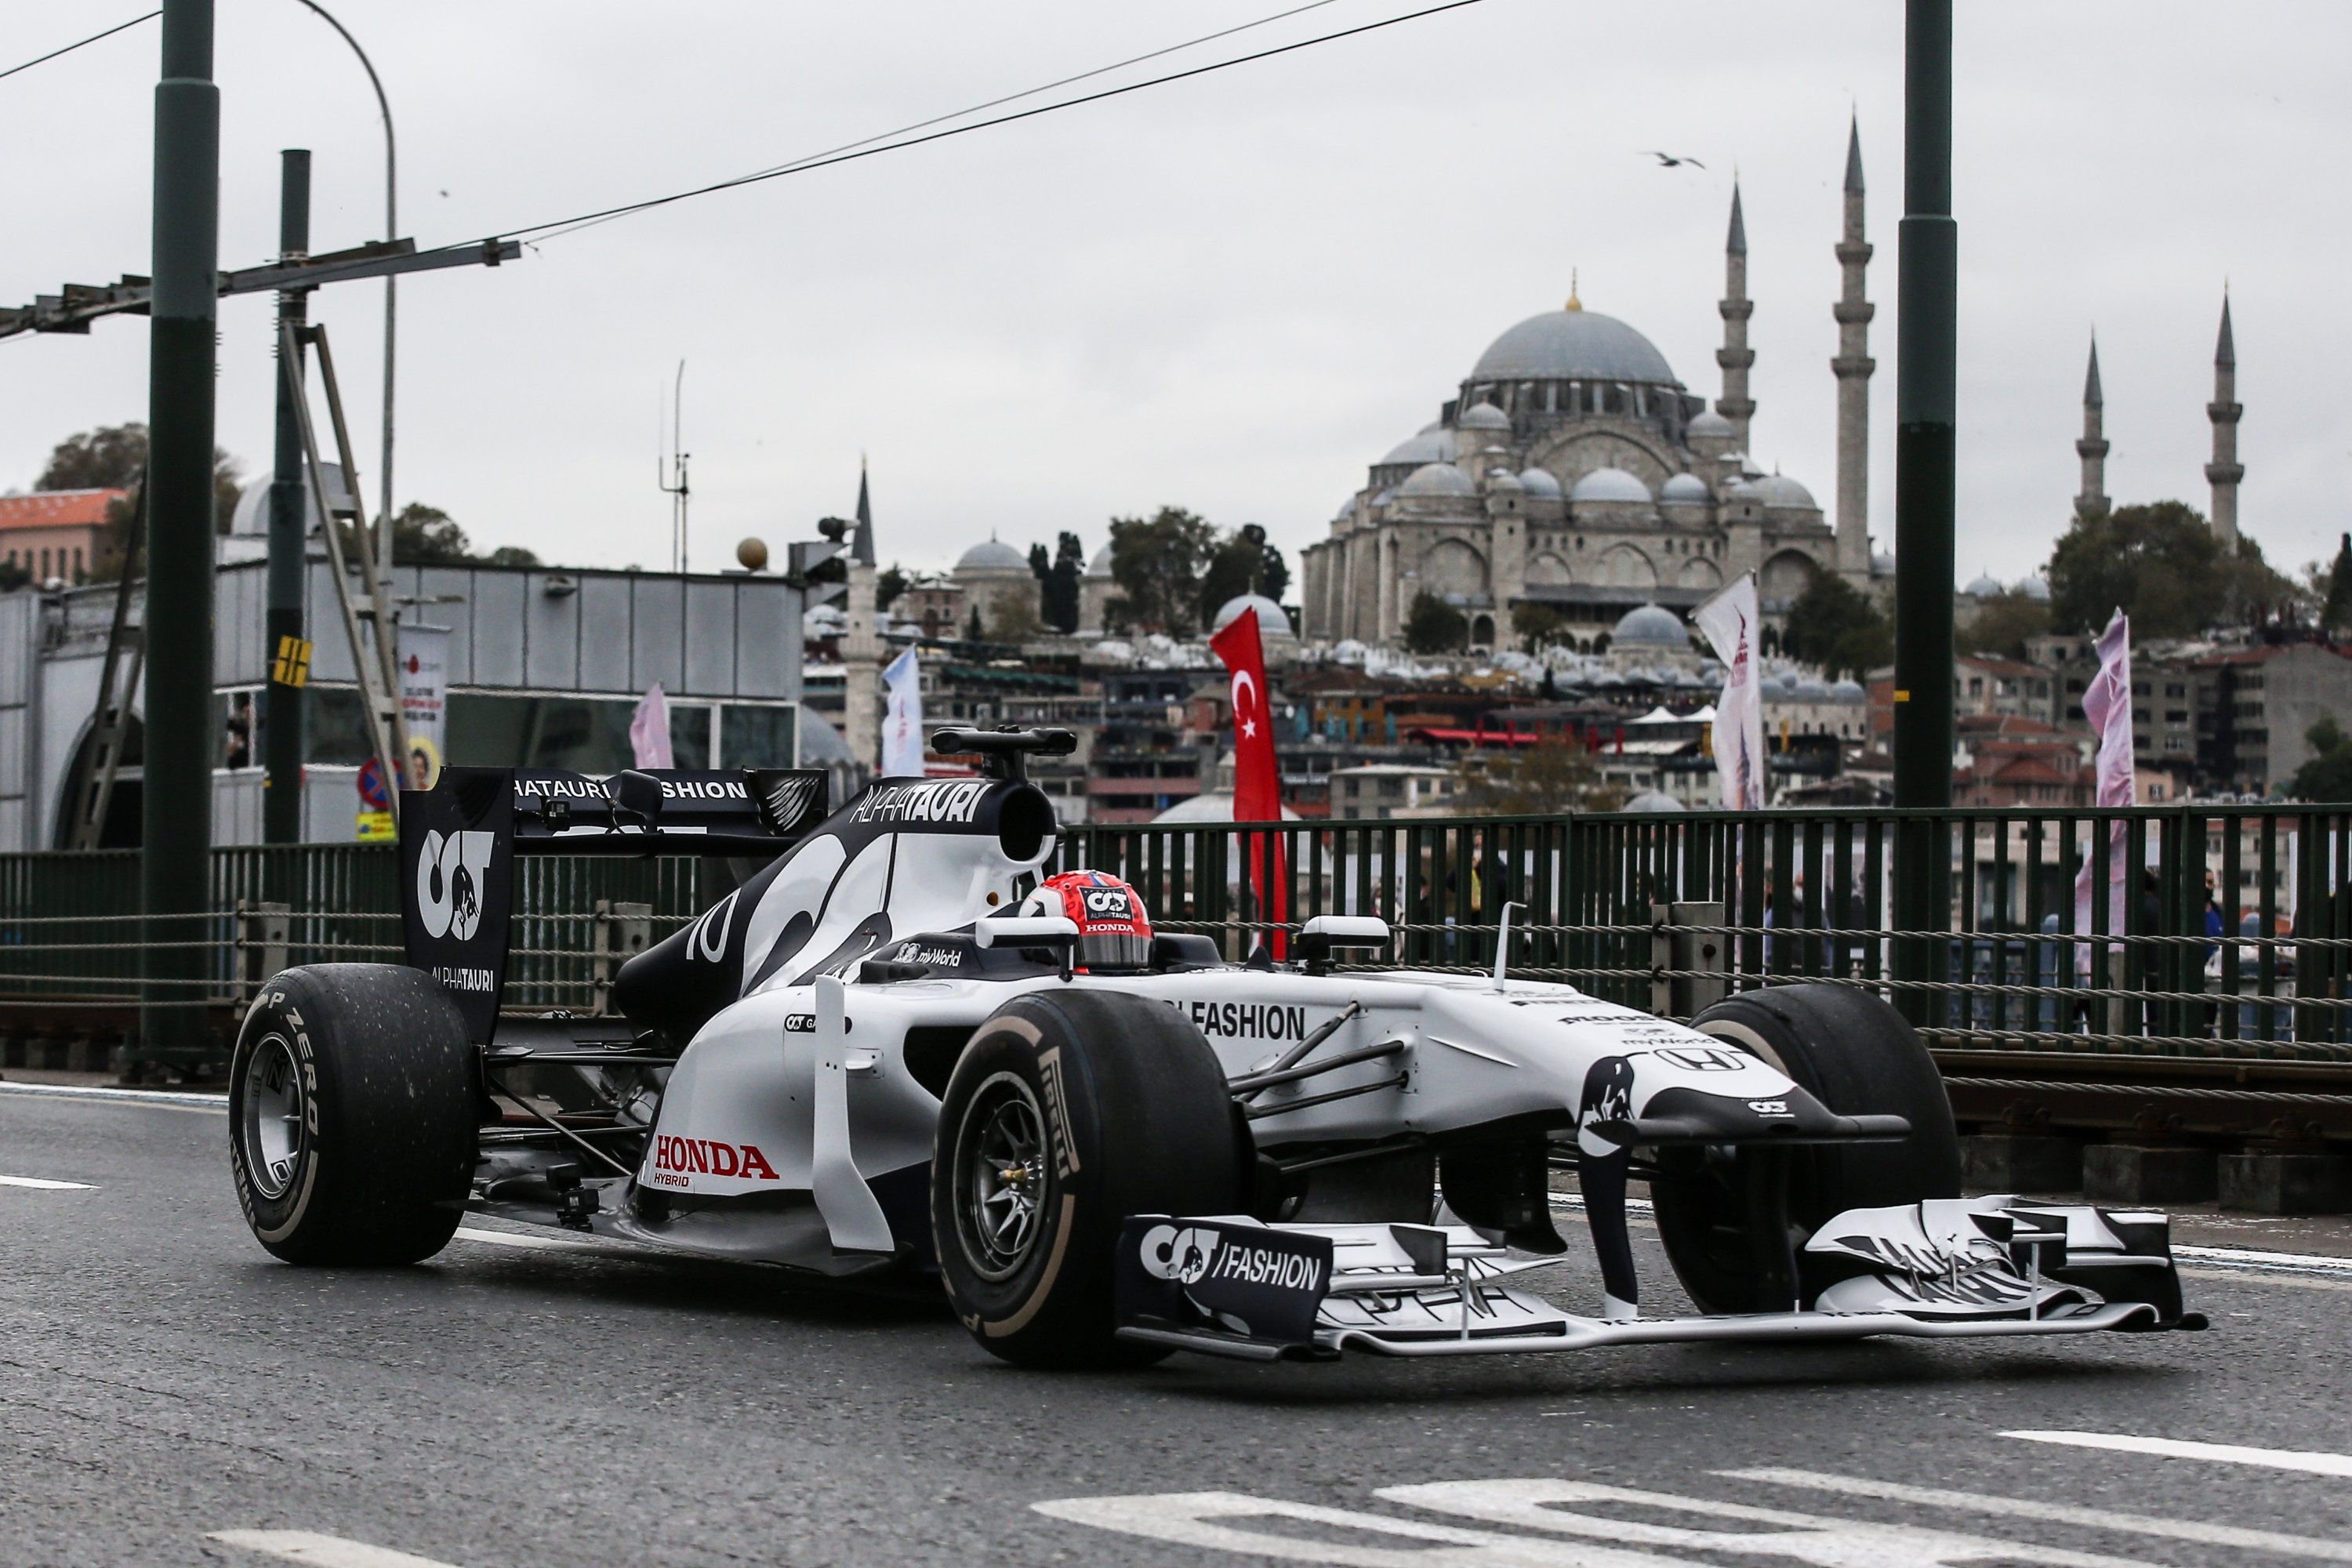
[228,726,2203,1367]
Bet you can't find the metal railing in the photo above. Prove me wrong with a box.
[2,804,2348,1081]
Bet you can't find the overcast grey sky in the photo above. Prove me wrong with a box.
[2,0,2344,589]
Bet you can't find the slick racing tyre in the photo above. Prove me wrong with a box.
[229,964,478,1265]
[1651,982,1961,1314]
[932,989,1243,1369]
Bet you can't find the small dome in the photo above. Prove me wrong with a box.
[1964,572,2004,598]
[1486,468,1524,493]
[1686,408,1734,438]
[956,538,1029,572]
[1331,496,1357,522]
[1379,423,1458,467]
[1152,793,1301,826]
[1397,462,1477,499]
[1758,673,1795,699]
[1611,603,1687,646]
[1794,677,1831,701]
[1831,677,1867,701]
[1659,472,1711,503]
[1622,790,1686,813]
[1086,546,1115,579]
[1458,401,1511,430]
[1517,468,1563,499]
[1744,474,1818,510]
[1871,550,1897,574]
[1211,593,1293,642]
[2016,574,2051,602]
[1570,466,1653,504]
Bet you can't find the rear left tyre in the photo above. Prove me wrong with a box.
[229,964,478,1265]
[931,989,1243,1368]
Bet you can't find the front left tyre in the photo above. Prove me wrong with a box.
[931,989,1243,1368]
[229,964,479,1265]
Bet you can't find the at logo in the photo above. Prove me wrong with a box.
[1748,1099,1792,1116]
[1137,1224,1221,1283]
[689,891,739,963]
[1657,1045,1748,1073]
[416,828,495,942]
[1083,888,1132,916]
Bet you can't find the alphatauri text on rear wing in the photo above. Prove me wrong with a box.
[397,765,829,1041]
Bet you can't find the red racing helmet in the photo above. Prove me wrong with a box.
[1019,870,1153,972]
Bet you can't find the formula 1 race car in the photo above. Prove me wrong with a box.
[228,727,2203,1367]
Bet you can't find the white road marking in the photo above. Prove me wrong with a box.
[1037,1483,2168,1566]
[209,1529,466,1568]
[1381,1479,2158,1568]
[0,1080,228,1112]
[2173,1243,2352,1276]
[452,1225,603,1252]
[0,1174,94,1189]
[2180,1265,2352,1294]
[1726,1467,2352,1563]
[2004,1430,2352,1479]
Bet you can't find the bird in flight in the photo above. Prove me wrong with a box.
[1641,151,1705,169]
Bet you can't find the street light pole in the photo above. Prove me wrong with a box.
[289,0,396,563]
[1892,0,1957,1022]
[264,150,313,847]
[143,0,220,1065]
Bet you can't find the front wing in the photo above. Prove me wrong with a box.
[1112,1196,2202,1363]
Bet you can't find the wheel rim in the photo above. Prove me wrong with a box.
[952,1071,1051,1282]
[239,1033,308,1200]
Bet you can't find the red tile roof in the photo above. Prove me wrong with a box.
[0,488,122,531]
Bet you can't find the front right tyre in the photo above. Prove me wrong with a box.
[229,964,478,1265]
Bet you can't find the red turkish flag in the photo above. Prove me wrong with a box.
[1210,610,1288,957]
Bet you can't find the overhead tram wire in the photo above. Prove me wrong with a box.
[383,0,1489,268]
[0,10,159,84]
[534,0,1349,245]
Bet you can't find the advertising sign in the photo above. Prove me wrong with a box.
[398,622,450,790]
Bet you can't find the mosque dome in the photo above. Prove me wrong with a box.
[1331,496,1358,522]
[1486,468,1524,494]
[1517,468,1563,499]
[1611,603,1687,647]
[1469,308,1679,385]
[1397,462,1476,499]
[956,538,1029,572]
[1457,401,1511,431]
[1622,790,1686,814]
[1659,472,1711,503]
[1831,677,1867,701]
[1379,424,1458,467]
[2016,574,2051,602]
[1963,572,2004,598]
[1744,474,1818,510]
[1086,547,1115,579]
[1686,408,1734,439]
[1794,677,1831,702]
[1570,467,1653,505]
[1211,593,1293,642]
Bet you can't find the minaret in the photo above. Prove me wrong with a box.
[1715,183,1755,451]
[1831,118,1875,579]
[851,456,876,566]
[2205,294,2241,550]
[2074,338,2109,521]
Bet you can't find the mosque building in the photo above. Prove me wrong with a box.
[1301,123,1884,653]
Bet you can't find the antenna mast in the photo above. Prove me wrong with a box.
[658,359,689,572]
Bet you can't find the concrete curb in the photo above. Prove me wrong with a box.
[0,1080,229,1109]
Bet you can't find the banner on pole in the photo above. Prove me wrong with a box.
[397,622,449,790]
[1692,573,1766,811]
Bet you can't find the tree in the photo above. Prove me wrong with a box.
[1957,590,2053,660]
[0,557,27,593]
[2047,499,2301,638]
[37,422,241,535]
[877,564,909,612]
[1780,567,1890,678]
[2318,533,2352,635]
[1040,532,1083,633]
[1512,601,1577,652]
[964,603,985,641]
[385,503,541,567]
[1404,592,1467,655]
[2293,717,2352,803]
[1107,506,1218,633]
[1454,740,1627,814]
[989,587,1043,643]
[1197,524,1289,626]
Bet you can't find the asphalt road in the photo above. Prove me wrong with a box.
[5,1084,2351,1568]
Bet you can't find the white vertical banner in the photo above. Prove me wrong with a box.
[2074,608,2132,970]
[1693,573,1767,811]
[395,622,449,789]
[881,647,924,777]
[630,683,674,769]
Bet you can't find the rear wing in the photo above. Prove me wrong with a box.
[397,765,829,1042]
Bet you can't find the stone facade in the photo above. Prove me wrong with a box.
[1302,138,1878,654]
